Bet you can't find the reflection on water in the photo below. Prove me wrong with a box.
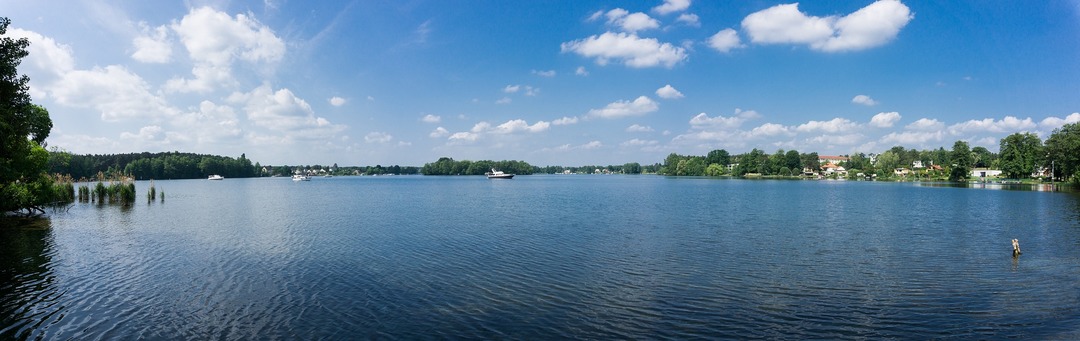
[1,177,1079,339]
[0,218,57,340]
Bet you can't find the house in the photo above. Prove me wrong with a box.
[821,163,847,176]
[972,168,1002,178]
[818,155,849,165]
[894,168,911,176]
[912,160,924,169]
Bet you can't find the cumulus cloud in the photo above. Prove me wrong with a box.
[167,6,285,93]
[741,1,913,52]
[553,116,579,125]
[50,65,177,121]
[655,84,685,99]
[448,132,479,142]
[230,84,345,138]
[575,66,589,76]
[562,32,688,68]
[495,97,512,104]
[503,84,521,93]
[880,130,945,145]
[707,28,744,53]
[491,119,551,134]
[795,118,859,133]
[676,13,701,27]
[907,118,944,131]
[422,114,441,123]
[131,22,172,63]
[748,123,791,137]
[621,138,659,147]
[1039,112,1080,129]
[852,94,878,106]
[603,9,660,33]
[430,127,449,138]
[654,0,691,15]
[586,96,659,119]
[329,96,346,106]
[948,116,1036,135]
[689,112,744,129]
[364,132,393,143]
[626,124,654,132]
[869,111,900,128]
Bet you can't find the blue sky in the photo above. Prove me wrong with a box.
[3,0,1079,166]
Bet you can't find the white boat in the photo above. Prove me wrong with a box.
[292,174,311,181]
[208,174,224,180]
[486,168,514,179]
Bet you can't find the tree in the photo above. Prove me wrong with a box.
[999,132,1042,179]
[1045,123,1080,183]
[971,146,994,168]
[704,149,730,167]
[949,140,973,182]
[1,18,66,214]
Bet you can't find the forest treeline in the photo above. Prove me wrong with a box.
[48,151,258,180]
[420,158,535,175]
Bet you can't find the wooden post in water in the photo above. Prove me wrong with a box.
[1012,239,1022,256]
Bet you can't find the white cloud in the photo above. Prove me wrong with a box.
[430,127,449,138]
[495,97,512,104]
[881,130,945,145]
[561,32,688,68]
[364,132,393,143]
[586,96,659,119]
[50,65,177,121]
[448,132,479,142]
[852,94,878,106]
[532,69,556,77]
[503,84,521,93]
[748,123,791,137]
[575,66,589,76]
[907,118,944,131]
[131,22,172,63]
[422,114,441,123]
[806,133,864,146]
[168,6,285,93]
[120,125,165,142]
[553,117,579,125]
[491,119,550,134]
[581,141,603,149]
[653,0,691,15]
[621,138,659,147]
[1039,113,1080,129]
[603,9,660,33]
[329,96,346,107]
[869,111,901,128]
[795,118,859,133]
[231,84,345,138]
[741,1,913,52]
[707,28,744,53]
[655,84,685,99]
[626,124,654,132]
[676,13,701,27]
[689,112,744,129]
[948,116,1037,135]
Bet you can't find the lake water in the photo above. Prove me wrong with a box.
[2,176,1079,339]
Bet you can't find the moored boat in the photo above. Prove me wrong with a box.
[208,174,224,180]
[292,174,311,181]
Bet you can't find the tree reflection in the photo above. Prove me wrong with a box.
[0,217,58,339]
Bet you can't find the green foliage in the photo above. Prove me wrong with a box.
[49,151,258,180]
[420,157,534,176]
[999,132,1043,179]
[949,141,973,182]
[1045,123,1080,182]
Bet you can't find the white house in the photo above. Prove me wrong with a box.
[972,168,1002,178]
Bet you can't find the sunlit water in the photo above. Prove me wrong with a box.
[2,176,1079,339]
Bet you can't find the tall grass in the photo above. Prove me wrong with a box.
[88,171,137,205]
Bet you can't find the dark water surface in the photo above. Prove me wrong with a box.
[2,176,1079,339]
